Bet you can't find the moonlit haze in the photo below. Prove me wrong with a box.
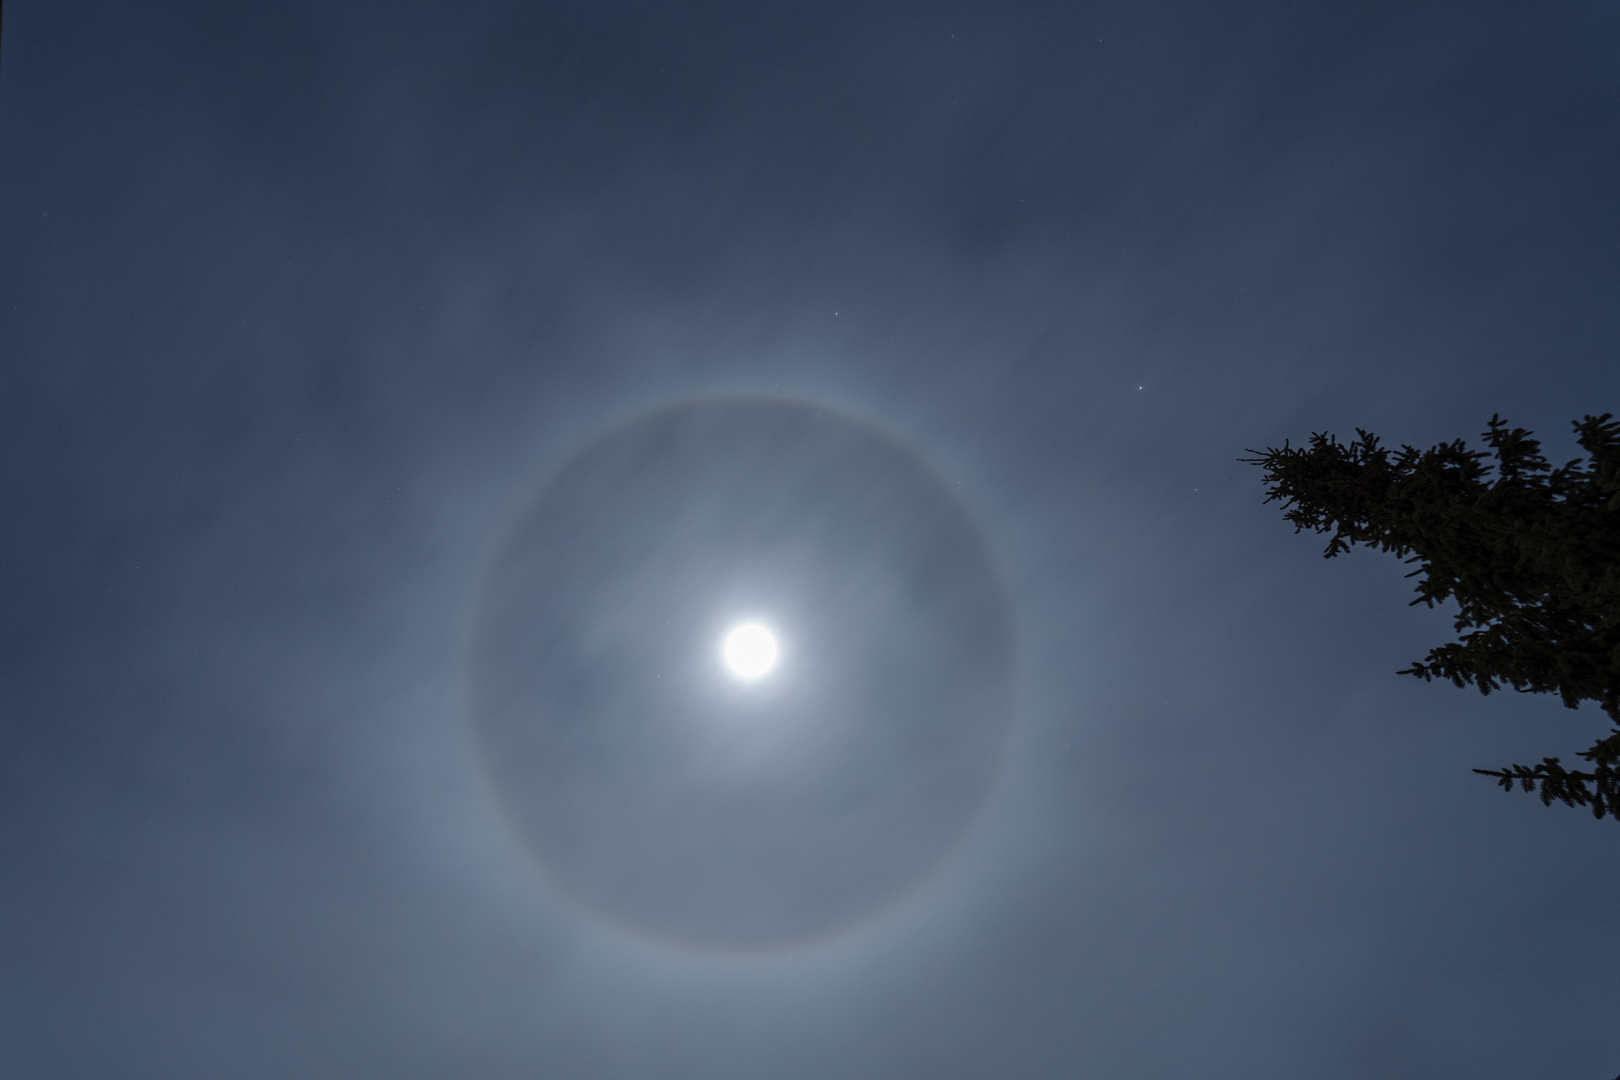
[3,2,1618,1078]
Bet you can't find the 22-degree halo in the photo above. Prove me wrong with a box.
[469,398,1017,951]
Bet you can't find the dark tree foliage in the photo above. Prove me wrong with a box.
[1249,413,1620,820]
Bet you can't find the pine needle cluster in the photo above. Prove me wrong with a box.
[1248,413,1620,820]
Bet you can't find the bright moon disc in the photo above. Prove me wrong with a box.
[722,623,778,679]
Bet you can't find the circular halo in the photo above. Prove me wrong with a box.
[469,397,1017,951]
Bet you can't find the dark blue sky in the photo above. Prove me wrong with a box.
[3,2,1618,1077]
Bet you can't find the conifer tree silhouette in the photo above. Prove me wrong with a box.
[1249,413,1620,821]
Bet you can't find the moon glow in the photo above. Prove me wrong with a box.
[469,398,1017,951]
[721,622,779,680]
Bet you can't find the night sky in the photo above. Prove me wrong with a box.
[3,2,1619,1077]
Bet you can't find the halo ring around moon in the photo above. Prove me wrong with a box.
[468,397,1018,952]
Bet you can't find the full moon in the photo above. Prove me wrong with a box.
[721,622,779,680]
